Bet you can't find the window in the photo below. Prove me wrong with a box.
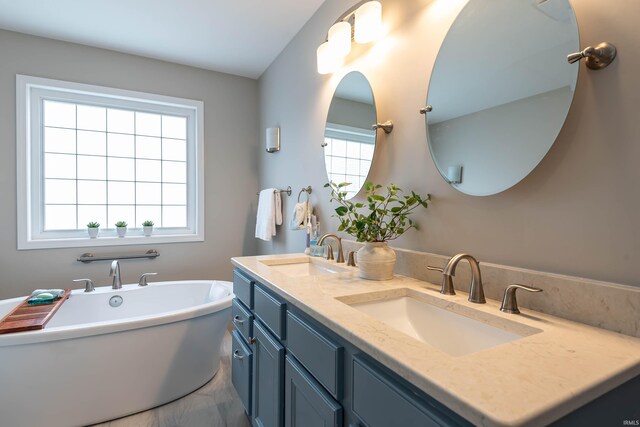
[17,75,204,249]
[324,123,375,198]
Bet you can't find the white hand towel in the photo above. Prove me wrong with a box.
[256,189,275,241]
[255,189,282,241]
[288,201,313,230]
[289,203,306,230]
[275,192,282,226]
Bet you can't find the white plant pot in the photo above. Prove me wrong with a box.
[143,226,153,237]
[356,242,396,281]
[87,228,99,239]
[116,227,127,238]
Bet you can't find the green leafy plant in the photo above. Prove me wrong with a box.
[115,221,128,228]
[325,181,430,242]
[86,221,100,228]
[142,220,155,227]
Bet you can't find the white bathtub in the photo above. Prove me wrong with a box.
[0,280,233,427]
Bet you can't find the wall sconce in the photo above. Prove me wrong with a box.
[266,127,280,153]
[317,1,383,75]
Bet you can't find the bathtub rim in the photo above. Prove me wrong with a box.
[0,280,233,347]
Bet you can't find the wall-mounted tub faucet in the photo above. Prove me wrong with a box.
[110,260,122,290]
[73,278,95,293]
[138,273,157,287]
[428,253,486,304]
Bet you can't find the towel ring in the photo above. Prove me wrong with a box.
[297,186,312,202]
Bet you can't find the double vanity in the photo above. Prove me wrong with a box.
[231,254,640,426]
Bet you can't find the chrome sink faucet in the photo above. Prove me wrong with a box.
[317,234,345,263]
[110,260,122,289]
[428,253,486,304]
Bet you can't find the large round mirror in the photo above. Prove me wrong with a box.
[324,71,377,199]
[426,0,579,196]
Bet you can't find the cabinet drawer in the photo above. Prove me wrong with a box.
[287,311,343,399]
[232,299,254,342]
[352,356,455,427]
[285,355,342,427]
[231,330,252,416]
[254,285,286,340]
[233,270,254,309]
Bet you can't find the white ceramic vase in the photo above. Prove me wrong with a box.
[87,227,99,239]
[116,227,127,238]
[143,226,153,237]
[357,242,396,280]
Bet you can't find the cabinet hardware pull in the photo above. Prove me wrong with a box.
[248,337,256,345]
[233,350,244,360]
[233,315,245,325]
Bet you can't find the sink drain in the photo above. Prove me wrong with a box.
[109,295,123,307]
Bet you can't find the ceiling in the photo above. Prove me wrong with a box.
[0,0,326,79]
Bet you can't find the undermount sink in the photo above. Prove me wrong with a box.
[340,289,540,357]
[260,257,349,277]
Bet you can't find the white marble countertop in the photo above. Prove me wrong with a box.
[231,254,640,427]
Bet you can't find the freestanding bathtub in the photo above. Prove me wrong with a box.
[0,280,233,427]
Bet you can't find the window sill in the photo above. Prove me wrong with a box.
[18,233,204,250]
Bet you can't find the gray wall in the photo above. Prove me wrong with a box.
[327,97,376,132]
[430,87,572,196]
[0,29,259,299]
[257,0,640,287]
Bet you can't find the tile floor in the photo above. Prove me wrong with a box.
[92,331,251,427]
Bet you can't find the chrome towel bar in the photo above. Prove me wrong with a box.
[256,186,292,196]
[77,249,160,263]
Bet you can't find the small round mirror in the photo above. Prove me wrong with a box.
[426,0,579,196]
[324,71,377,199]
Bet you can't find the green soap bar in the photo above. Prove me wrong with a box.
[35,292,54,299]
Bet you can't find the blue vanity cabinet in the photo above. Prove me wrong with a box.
[285,355,342,427]
[232,299,254,342]
[252,319,285,427]
[233,269,255,309]
[231,268,468,427]
[232,330,253,417]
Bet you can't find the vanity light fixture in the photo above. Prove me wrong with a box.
[317,1,383,75]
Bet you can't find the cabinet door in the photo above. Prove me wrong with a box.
[252,320,285,427]
[285,355,342,427]
[231,330,253,416]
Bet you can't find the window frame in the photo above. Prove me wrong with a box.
[16,75,205,250]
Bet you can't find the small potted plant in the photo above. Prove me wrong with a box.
[87,222,100,239]
[142,220,154,237]
[326,181,430,280]
[115,221,128,237]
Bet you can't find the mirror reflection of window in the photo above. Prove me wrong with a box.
[323,71,377,199]
[324,124,375,198]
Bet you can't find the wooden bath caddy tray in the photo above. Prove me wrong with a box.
[0,289,71,335]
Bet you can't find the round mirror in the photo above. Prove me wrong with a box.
[324,71,377,199]
[426,0,579,196]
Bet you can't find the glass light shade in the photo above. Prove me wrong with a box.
[317,42,343,75]
[354,1,382,44]
[328,21,352,58]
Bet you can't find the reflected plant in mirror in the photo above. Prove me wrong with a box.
[325,181,430,281]
[324,71,377,199]
[425,0,579,196]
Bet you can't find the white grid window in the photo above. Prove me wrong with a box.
[17,75,204,249]
[324,123,375,199]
